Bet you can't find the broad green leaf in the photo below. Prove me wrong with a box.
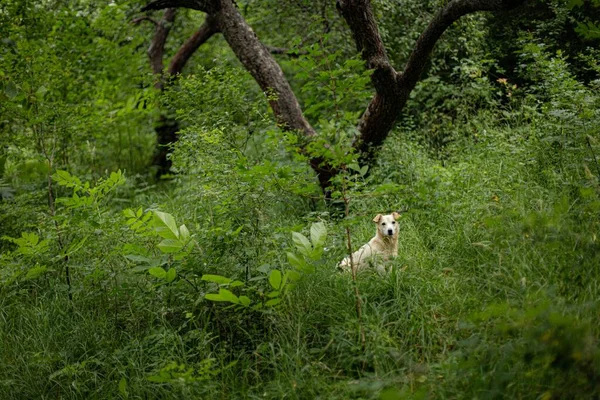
[5,81,17,99]
[157,239,184,253]
[218,289,240,304]
[206,289,239,304]
[205,293,226,302]
[267,291,280,298]
[123,208,136,218]
[201,274,232,285]
[230,280,244,287]
[239,296,252,306]
[152,211,179,240]
[284,270,301,282]
[35,86,48,100]
[287,252,306,270]
[179,224,190,241]
[292,232,312,256]
[165,268,176,283]
[149,267,166,279]
[269,269,282,290]
[265,298,281,307]
[310,222,327,248]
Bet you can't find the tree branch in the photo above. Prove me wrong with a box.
[213,0,316,137]
[168,15,219,75]
[336,0,398,93]
[148,8,177,82]
[141,0,215,12]
[338,0,525,162]
[131,16,159,26]
[401,0,525,89]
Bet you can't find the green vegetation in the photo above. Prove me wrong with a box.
[1,0,599,398]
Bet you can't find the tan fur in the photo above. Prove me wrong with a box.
[339,212,401,273]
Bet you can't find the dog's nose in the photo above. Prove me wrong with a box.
[387,229,393,235]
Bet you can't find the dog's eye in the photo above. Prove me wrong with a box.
[382,223,386,226]
[392,221,396,225]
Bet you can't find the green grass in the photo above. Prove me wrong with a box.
[1,119,599,399]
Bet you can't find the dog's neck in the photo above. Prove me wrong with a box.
[375,231,398,249]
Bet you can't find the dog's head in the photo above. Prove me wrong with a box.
[373,212,401,238]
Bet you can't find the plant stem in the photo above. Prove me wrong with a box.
[341,167,366,356]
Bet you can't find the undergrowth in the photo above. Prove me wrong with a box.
[1,33,599,400]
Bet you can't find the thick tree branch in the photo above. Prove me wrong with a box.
[213,1,315,136]
[401,0,525,89]
[148,8,176,85]
[210,0,335,189]
[168,15,219,74]
[131,16,159,26]
[338,0,525,162]
[142,0,215,13]
[335,0,398,93]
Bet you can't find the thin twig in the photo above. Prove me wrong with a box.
[341,166,366,358]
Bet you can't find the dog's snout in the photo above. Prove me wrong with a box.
[387,229,393,235]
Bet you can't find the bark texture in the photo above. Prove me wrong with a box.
[168,15,219,75]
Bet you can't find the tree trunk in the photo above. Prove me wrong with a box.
[135,10,218,177]
[152,115,179,177]
[142,0,525,190]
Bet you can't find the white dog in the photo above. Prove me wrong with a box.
[339,212,400,273]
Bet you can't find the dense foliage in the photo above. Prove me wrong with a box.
[1,0,599,398]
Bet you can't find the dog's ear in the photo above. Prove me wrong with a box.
[372,214,382,223]
[392,212,401,220]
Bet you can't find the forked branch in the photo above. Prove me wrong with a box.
[338,0,525,162]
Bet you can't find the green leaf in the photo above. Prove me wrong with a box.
[239,296,252,306]
[52,170,80,188]
[201,274,232,285]
[152,211,179,240]
[165,268,176,283]
[149,267,167,279]
[118,377,128,398]
[265,298,281,307]
[205,289,239,304]
[24,265,48,280]
[218,289,239,303]
[269,269,282,290]
[310,222,327,248]
[63,236,88,257]
[292,232,312,256]
[284,270,301,282]
[157,239,184,253]
[5,81,17,99]
[123,208,136,218]
[286,252,306,270]
[35,85,48,100]
[179,224,190,241]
